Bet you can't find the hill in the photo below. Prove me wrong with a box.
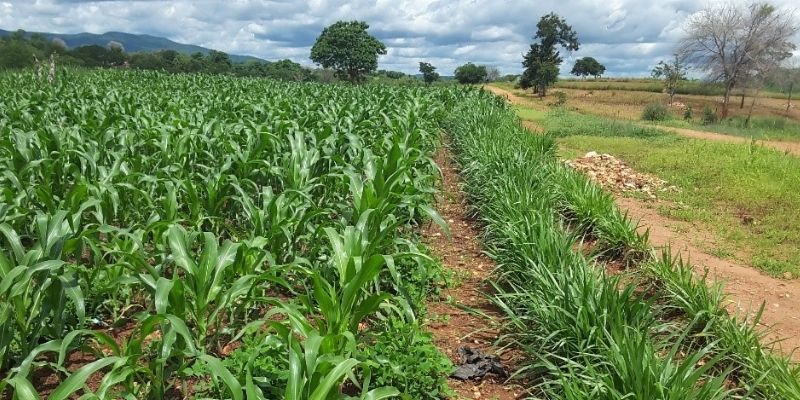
[0,28,265,63]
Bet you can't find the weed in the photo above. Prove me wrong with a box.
[357,319,453,400]
[642,103,671,121]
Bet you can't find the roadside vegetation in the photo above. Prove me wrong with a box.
[504,91,800,278]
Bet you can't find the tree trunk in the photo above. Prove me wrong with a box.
[722,83,733,119]
[745,88,760,127]
[539,84,547,97]
[788,82,794,113]
[740,90,746,109]
[348,69,360,84]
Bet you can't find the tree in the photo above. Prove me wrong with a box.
[264,59,314,81]
[680,2,798,118]
[419,62,439,85]
[205,50,232,74]
[0,41,36,69]
[71,45,114,67]
[51,38,67,50]
[310,21,386,83]
[571,57,605,79]
[485,66,501,82]
[520,13,579,96]
[454,63,487,84]
[106,41,124,52]
[651,54,687,105]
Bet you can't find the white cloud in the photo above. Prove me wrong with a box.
[2,0,797,76]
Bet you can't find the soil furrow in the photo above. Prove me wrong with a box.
[423,145,522,400]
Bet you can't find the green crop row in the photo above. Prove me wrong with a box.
[443,89,800,398]
[0,69,460,399]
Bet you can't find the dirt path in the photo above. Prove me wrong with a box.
[485,85,800,157]
[662,126,800,156]
[423,145,522,400]
[484,84,800,359]
[615,196,800,359]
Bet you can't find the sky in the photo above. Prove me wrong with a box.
[1,0,798,76]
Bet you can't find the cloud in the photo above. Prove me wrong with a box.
[1,0,797,76]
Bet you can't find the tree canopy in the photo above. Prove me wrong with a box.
[680,2,798,117]
[651,54,687,104]
[0,31,316,81]
[310,20,387,83]
[419,62,439,85]
[520,13,579,96]
[454,63,487,84]
[571,57,605,79]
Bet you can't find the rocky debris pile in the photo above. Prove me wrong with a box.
[670,101,687,109]
[565,152,678,198]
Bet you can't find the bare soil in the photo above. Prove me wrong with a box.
[423,145,523,399]
[663,126,800,156]
[615,196,800,360]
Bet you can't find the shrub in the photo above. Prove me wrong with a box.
[683,105,693,121]
[641,103,670,121]
[357,319,453,400]
[549,91,568,107]
[702,106,717,125]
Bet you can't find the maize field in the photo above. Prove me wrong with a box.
[0,69,456,399]
[2,69,799,399]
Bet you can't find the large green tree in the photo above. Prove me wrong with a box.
[571,57,605,79]
[454,63,487,84]
[310,21,387,83]
[520,13,579,96]
[418,62,439,85]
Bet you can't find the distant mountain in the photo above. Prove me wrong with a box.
[0,28,266,63]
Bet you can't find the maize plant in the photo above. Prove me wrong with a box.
[0,68,454,398]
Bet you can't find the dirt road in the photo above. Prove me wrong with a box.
[485,85,800,157]
[485,84,800,359]
[617,196,800,359]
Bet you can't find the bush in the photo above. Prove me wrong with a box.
[702,106,717,125]
[549,91,568,107]
[357,319,453,400]
[683,105,693,121]
[641,103,670,121]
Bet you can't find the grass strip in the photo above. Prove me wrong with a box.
[443,90,733,398]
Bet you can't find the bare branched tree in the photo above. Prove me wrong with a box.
[680,2,798,118]
[485,66,501,82]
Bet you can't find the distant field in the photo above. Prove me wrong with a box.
[551,78,790,99]
[492,82,800,141]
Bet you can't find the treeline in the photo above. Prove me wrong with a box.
[0,30,315,81]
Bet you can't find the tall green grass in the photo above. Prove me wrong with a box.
[443,91,734,398]
[543,108,665,138]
